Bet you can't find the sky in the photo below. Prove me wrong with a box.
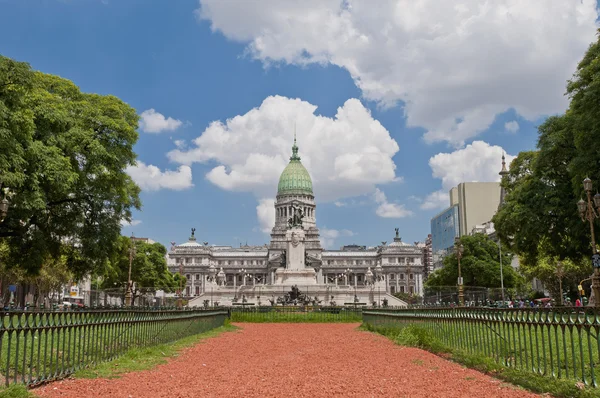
[1,0,598,250]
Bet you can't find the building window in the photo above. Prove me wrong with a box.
[400,286,405,293]
[186,274,191,281]
[409,274,414,280]
[397,257,403,263]
[195,274,200,280]
[399,274,405,280]
[195,286,200,296]
[185,258,192,264]
[390,286,396,294]
[218,260,222,265]
[389,258,396,263]
[409,286,414,294]
[357,274,363,282]
[185,286,190,296]
[390,274,395,280]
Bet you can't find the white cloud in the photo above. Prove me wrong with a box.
[504,121,519,134]
[420,141,515,210]
[120,219,142,227]
[256,198,276,233]
[197,0,598,145]
[429,141,515,191]
[173,139,186,149]
[320,227,355,249]
[168,95,399,202]
[373,188,412,218]
[139,109,183,133]
[420,190,449,210]
[126,161,193,191]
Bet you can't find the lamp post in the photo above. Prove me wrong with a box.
[125,233,136,306]
[0,182,11,223]
[455,237,464,306]
[498,239,505,305]
[577,177,600,306]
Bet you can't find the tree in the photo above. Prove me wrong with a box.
[0,56,141,276]
[425,234,522,289]
[493,32,600,276]
[98,236,180,305]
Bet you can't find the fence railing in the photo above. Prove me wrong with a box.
[363,307,600,387]
[0,308,228,388]
[230,306,363,323]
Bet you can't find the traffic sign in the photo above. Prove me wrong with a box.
[8,285,16,293]
[593,254,600,268]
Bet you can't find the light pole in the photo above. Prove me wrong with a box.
[577,177,600,306]
[0,184,9,223]
[125,233,136,306]
[455,237,464,306]
[498,239,505,305]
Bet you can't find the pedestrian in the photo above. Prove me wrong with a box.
[576,298,582,307]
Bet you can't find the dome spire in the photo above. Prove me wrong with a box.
[290,123,300,161]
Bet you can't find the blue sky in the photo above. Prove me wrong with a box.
[1,0,597,249]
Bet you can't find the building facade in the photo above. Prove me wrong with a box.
[167,137,424,305]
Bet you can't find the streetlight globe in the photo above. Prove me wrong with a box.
[0,197,8,221]
[594,192,600,209]
[584,177,593,192]
[578,198,587,216]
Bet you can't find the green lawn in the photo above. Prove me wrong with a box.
[230,307,362,323]
[363,309,600,388]
[0,310,227,388]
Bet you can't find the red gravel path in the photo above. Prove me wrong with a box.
[34,323,539,398]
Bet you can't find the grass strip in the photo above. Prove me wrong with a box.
[362,322,600,398]
[73,321,238,379]
[0,385,35,398]
[230,312,361,323]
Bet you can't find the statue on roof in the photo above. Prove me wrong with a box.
[287,203,304,228]
[191,227,196,237]
[395,228,399,238]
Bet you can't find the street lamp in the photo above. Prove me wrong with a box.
[125,233,136,306]
[0,184,10,222]
[577,177,600,306]
[455,237,464,306]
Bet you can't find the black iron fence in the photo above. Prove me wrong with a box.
[363,307,600,387]
[0,308,227,387]
[229,306,363,322]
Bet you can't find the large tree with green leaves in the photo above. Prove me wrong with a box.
[98,236,180,304]
[493,32,600,281]
[425,234,522,289]
[0,56,141,276]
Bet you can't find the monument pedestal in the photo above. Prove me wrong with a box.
[273,227,317,285]
[274,268,317,285]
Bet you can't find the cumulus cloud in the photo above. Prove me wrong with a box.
[139,109,183,133]
[256,198,276,233]
[373,188,413,218]
[126,162,193,191]
[173,139,186,149]
[504,121,519,133]
[120,219,142,227]
[168,95,400,202]
[197,0,598,145]
[420,190,449,210]
[320,228,355,249]
[420,141,515,210]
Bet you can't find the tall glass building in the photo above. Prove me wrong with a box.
[430,205,460,253]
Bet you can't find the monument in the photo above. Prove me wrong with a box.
[274,203,317,285]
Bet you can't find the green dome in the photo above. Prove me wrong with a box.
[277,137,313,195]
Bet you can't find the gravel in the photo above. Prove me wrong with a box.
[34,323,539,398]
